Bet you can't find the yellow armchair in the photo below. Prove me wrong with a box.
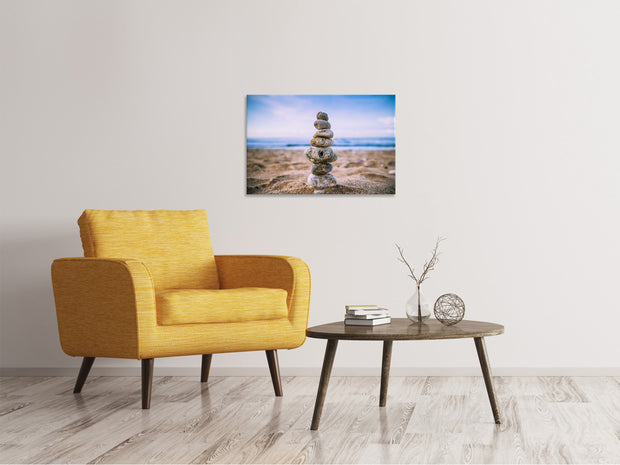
[51,210,311,408]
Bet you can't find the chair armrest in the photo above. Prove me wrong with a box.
[214,255,311,333]
[51,257,156,359]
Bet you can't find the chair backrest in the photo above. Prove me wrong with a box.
[78,210,219,291]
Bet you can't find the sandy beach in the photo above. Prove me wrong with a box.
[247,148,395,195]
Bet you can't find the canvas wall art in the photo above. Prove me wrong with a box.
[246,95,395,195]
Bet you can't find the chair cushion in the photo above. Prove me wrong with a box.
[78,210,219,292]
[156,288,289,325]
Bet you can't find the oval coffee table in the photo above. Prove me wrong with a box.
[306,318,504,430]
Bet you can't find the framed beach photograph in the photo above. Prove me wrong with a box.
[246,95,395,195]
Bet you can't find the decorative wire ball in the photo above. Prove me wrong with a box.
[433,293,465,326]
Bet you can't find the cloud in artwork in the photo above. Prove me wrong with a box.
[247,95,395,139]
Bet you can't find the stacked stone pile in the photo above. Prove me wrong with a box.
[306,111,337,192]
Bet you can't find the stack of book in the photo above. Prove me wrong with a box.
[344,305,391,326]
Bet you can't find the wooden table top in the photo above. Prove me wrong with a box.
[306,318,504,341]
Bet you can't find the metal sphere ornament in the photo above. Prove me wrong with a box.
[433,293,465,326]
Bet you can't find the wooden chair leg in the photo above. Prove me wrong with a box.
[73,357,95,393]
[141,358,154,409]
[201,354,212,382]
[265,350,283,397]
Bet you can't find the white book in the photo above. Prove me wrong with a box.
[346,307,389,316]
[344,317,391,326]
[343,312,390,320]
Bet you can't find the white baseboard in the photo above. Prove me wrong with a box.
[1,366,618,377]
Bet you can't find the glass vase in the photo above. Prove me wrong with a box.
[406,285,431,323]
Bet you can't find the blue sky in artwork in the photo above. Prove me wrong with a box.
[247,95,395,138]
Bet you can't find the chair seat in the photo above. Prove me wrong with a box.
[156,287,289,325]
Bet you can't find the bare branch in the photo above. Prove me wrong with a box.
[397,237,445,285]
[418,237,444,283]
[395,243,419,283]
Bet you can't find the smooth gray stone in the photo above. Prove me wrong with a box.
[308,173,337,188]
[305,147,337,164]
[314,120,331,130]
[310,137,333,147]
[316,112,329,121]
[311,163,333,175]
[313,129,333,139]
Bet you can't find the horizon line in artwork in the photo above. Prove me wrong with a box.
[247,136,395,150]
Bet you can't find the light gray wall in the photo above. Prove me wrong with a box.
[1,1,619,374]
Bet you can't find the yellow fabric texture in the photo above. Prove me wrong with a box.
[51,258,153,359]
[51,210,311,360]
[156,288,288,325]
[78,209,220,292]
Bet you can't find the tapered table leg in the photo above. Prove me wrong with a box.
[474,337,501,424]
[380,340,393,407]
[311,339,338,430]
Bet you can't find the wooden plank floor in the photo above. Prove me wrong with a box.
[1,376,618,464]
